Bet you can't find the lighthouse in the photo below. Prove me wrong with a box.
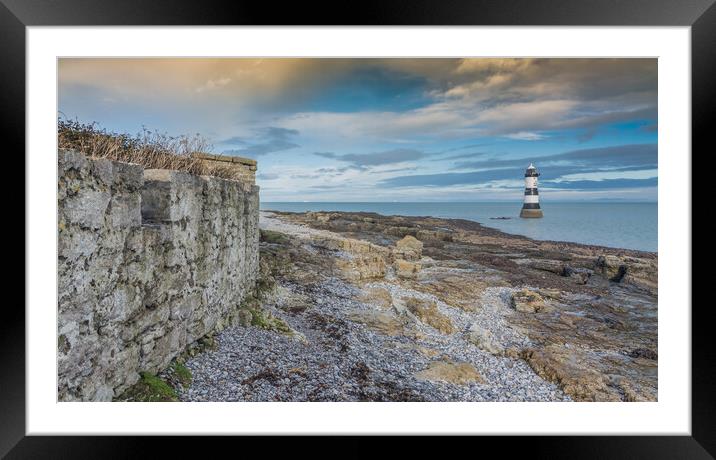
[520,163,543,218]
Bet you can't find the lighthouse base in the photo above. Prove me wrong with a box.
[520,208,543,218]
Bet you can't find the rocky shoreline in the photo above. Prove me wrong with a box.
[172,210,657,402]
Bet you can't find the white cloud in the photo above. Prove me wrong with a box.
[195,76,232,93]
[503,132,548,141]
[552,168,658,182]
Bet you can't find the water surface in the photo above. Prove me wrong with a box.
[262,202,657,252]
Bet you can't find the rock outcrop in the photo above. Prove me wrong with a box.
[57,149,259,401]
[511,289,552,313]
[393,235,424,279]
[264,210,657,402]
[404,297,455,334]
[467,324,504,356]
[346,309,410,336]
[414,360,485,385]
[311,235,390,281]
[595,255,657,293]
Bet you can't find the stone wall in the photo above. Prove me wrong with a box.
[57,149,260,401]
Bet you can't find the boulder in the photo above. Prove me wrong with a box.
[595,255,627,282]
[467,324,504,355]
[335,255,387,281]
[313,235,391,281]
[394,235,423,261]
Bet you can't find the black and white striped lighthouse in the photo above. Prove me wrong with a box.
[520,163,543,218]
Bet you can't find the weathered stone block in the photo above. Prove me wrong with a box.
[110,192,142,228]
[63,189,111,229]
[58,149,88,173]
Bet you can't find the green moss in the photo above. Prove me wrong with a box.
[248,308,292,334]
[113,372,178,402]
[171,362,193,388]
[260,229,290,244]
[58,334,70,354]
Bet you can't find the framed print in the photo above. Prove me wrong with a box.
[6,0,710,456]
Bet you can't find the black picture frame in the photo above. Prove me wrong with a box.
[4,0,708,457]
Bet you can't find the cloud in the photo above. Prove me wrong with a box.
[195,76,232,93]
[221,127,299,157]
[504,131,547,141]
[315,165,369,174]
[314,148,427,166]
[454,143,657,171]
[257,173,280,180]
[431,151,491,162]
[432,58,657,140]
[577,128,598,143]
[443,58,657,105]
[552,168,658,182]
[59,57,658,144]
[218,136,248,145]
[543,178,658,189]
[58,58,658,202]
[380,168,564,188]
[382,144,657,189]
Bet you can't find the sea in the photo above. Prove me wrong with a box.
[261,202,657,253]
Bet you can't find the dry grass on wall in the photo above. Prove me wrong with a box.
[58,118,247,182]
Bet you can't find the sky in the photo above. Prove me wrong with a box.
[58,58,657,202]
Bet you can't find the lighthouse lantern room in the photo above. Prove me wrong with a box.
[520,163,543,218]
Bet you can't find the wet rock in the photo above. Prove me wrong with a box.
[563,266,592,284]
[627,348,658,360]
[595,255,627,282]
[414,360,485,385]
[595,255,657,293]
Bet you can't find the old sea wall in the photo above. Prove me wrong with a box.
[57,149,260,401]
